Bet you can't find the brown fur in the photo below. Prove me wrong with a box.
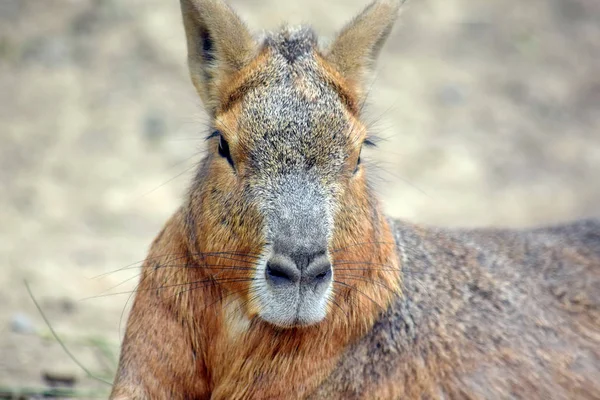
[110,1,600,398]
[312,221,600,399]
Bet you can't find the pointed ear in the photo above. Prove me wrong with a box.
[180,0,256,113]
[326,0,401,95]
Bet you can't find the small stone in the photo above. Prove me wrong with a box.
[143,113,167,144]
[437,84,466,107]
[10,312,36,334]
[43,371,77,388]
[21,37,72,67]
[0,0,22,22]
[60,298,76,314]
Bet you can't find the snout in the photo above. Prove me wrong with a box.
[251,174,334,327]
[256,249,334,328]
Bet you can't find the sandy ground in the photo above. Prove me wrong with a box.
[1,0,599,397]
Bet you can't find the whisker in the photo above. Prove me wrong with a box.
[92,251,260,278]
[198,286,253,312]
[219,286,259,315]
[104,263,255,274]
[119,283,141,338]
[333,280,384,310]
[334,259,400,267]
[329,287,351,328]
[90,251,260,279]
[336,273,399,296]
[118,256,198,336]
[357,70,380,117]
[328,295,348,322]
[368,161,432,199]
[197,253,260,265]
[89,262,255,300]
[330,241,396,254]
[336,267,401,273]
[332,240,428,256]
[92,253,190,279]
[190,251,262,259]
[117,260,181,335]
[171,276,257,295]
[133,162,199,201]
[84,277,256,300]
[231,293,256,319]
[213,114,242,142]
[95,271,144,296]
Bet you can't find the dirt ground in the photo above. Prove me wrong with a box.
[1,0,599,397]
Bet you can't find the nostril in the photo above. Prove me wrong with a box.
[266,262,298,286]
[315,270,329,280]
[267,264,289,279]
[311,264,332,283]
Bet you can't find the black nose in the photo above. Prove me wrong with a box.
[265,252,332,288]
[266,261,299,286]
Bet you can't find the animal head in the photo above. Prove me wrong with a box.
[181,0,401,328]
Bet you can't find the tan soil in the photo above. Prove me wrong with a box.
[1,0,599,397]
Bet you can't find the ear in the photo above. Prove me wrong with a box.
[180,0,256,113]
[326,0,401,95]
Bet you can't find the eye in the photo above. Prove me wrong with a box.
[353,138,375,175]
[353,153,361,175]
[217,133,235,169]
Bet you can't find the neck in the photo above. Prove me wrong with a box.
[150,199,402,397]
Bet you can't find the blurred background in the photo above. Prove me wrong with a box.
[1,0,599,397]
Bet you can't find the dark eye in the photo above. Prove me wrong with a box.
[353,154,361,175]
[353,138,376,175]
[217,134,235,169]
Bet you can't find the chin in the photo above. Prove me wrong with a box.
[260,313,326,329]
[256,297,331,329]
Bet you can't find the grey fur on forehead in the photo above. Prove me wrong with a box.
[261,26,319,64]
[241,88,349,176]
[239,79,350,176]
[235,28,352,176]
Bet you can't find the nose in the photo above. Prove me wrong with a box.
[265,252,332,288]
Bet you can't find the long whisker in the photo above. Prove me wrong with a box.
[198,286,254,313]
[230,291,258,319]
[119,284,139,338]
[336,273,399,296]
[84,277,256,300]
[164,263,254,271]
[117,259,181,336]
[219,285,262,316]
[328,294,349,322]
[336,267,401,273]
[92,253,190,279]
[92,251,260,278]
[89,262,255,300]
[102,263,255,274]
[197,253,260,265]
[335,259,401,267]
[133,163,199,201]
[331,241,428,256]
[357,68,381,119]
[118,258,193,336]
[333,280,384,310]
[95,271,144,296]
[190,251,262,259]
[330,241,396,254]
